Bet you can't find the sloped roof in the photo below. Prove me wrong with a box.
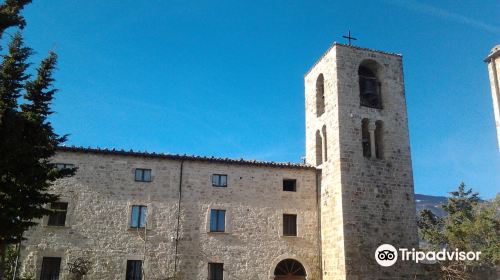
[57,146,315,170]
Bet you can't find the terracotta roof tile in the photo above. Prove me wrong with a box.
[57,146,315,170]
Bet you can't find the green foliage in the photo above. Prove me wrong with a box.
[0,0,74,277]
[0,244,33,280]
[417,182,500,278]
[2,245,17,279]
[417,209,445,247]
[18,273,34,280]
[0,0,31,40]
[68,257,91,280]
[0,31,75,245]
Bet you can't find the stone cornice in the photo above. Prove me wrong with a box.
[304,42,402,77]
[485,45,500,63]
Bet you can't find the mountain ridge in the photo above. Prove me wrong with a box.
[415,193,448,217]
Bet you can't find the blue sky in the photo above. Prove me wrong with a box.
[9,0,500,198]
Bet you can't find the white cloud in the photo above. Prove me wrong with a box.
[382,0,500,34]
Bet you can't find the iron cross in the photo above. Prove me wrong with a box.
[342,30,357,45]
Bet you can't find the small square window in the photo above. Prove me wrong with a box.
[135,169,152,182]
[47,202,68,227]
[40,257,61,280]
[210,209,226,232]
[130,205,147,228]
[283,179,297,192]
[212,174,227,187]
[126,260,143,280]
[208,263,224,280]
[283,214,297,236]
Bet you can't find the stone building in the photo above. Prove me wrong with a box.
[20,43,419,280]
[486,45,500,151]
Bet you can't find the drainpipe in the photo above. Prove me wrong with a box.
[12,237,21,280]
[316,169,323,278]
[143,220,147,280]
[173,159,184,278]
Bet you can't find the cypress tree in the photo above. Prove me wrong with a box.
[0,1,74,277]
[0,0,31,42]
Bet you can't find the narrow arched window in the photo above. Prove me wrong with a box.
[362,119,371,158]
[375,120,383,159]
[359,61,382,109]
[316,74,325,116]
[316,130,323,165]
[322,125,328,162]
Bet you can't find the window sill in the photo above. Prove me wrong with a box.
[127,227,153,232]
[43,225,70,229]
[207,231,229,235]
[360,104,383,110]
[364,157,385,161]
[282,235,298,238]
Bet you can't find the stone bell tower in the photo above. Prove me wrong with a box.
[305,43,419,279]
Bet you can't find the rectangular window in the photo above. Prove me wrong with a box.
[211,174,227,187]
[40,257,61,280]
[208,263,224,280]
[54,163,74,170]
[135,169,152,182]
[47,202,68,227]
[283,179,297,192]
[283,214,297,236]
[210,209,226,232]
[126,260,143,280]
[130,205,147,228]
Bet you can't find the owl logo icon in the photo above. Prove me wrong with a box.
[375,244,398,267]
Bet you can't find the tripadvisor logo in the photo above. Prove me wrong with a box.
[375,244,398,267]
[375,244,481,267]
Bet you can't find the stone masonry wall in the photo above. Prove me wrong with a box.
[20,151,321,280]
[19,42,424,280]
[305,43,419,280]
[305,46,346,280]
[335,45,419,279]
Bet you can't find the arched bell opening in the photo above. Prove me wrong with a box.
[358,60,382,109]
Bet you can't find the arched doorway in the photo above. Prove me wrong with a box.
[273,259,306,280]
